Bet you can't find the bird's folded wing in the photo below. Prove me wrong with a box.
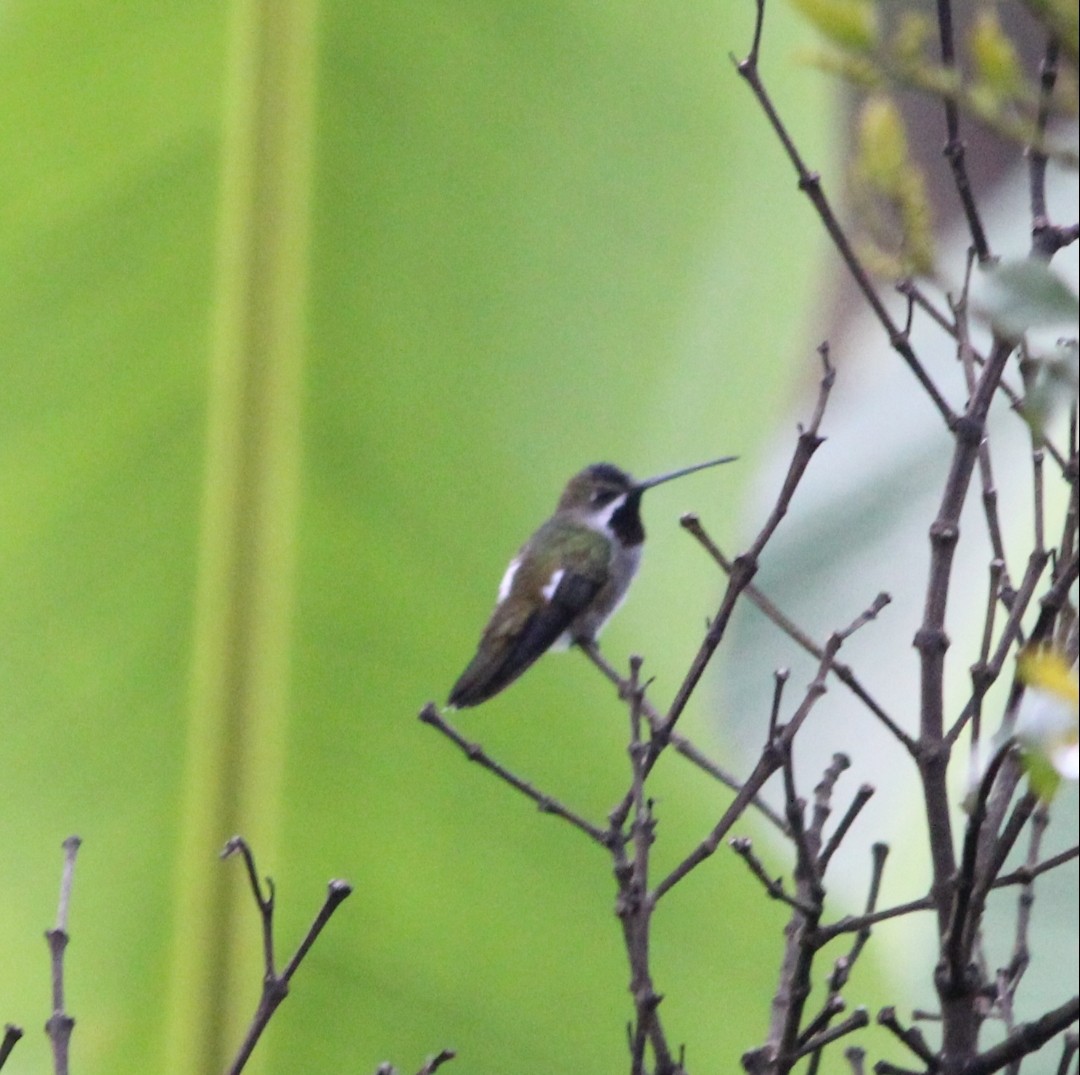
[447,570,601,707]
[500,571,601,674]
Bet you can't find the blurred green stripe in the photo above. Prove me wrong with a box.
[165,3,317,1072]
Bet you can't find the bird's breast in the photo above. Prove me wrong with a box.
[568,542,641,642]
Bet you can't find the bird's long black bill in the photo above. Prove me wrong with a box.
[634,455,737,492]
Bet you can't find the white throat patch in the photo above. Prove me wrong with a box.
[588,492,628,533]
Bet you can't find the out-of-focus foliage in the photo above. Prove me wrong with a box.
[972,258,1080,436]
[850,94,935,276]
[1017,648,1080,800]
[975,258,1080,338]
[1019,337,1079,436]
[1020,0,1079,66]
[789,0,878,52]
[793,0,1079,168]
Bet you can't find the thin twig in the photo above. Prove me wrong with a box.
[943,738,1016,992]
[816,892,937,945]
[800,995,846,1052]
[680,514,912,750]
[1034,446,1047,553]
[654,594,888,902]
[657,348,839,747]
[1030,38,1074,260]
[934,0,991,262]
[0,1026,23,1072]
[844,1045,866,1075]
[819,786,875,873]
[973,788,1038,921]
[783,743,818,897]
[419,704,609,845]
[618,657,678,1075]
[578,641,788,833]
[915,320,1014,980]
[960,995,1080,1075]
[896,278,1071,473]
[998,806,1048,1018]
[1028,552,1080,649]
[824,843,890,996]
[608,364,838,836]
[222,837,353,1075]
[769,669,790,742]
[735,0,957,425]
[45,835,81,1075]
[809,754,851,847]
[791,1008,869,1062]
[992,844,1080,890]
[949,548,1051,745]
[416,1049,457,1075]
[969,558,1005,754]
[375,1053,459,1075]
[879,1006,940,1069]
[1055,1032,1078,1075]
[730,837,818,916]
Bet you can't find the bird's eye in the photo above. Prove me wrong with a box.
[591,489,616,507]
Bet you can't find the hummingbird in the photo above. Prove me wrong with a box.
[447,456,736,708]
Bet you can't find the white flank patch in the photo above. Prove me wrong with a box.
[497,557,521,602]
[541,568,564,602]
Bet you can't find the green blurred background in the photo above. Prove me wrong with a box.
[0,3,842,1072]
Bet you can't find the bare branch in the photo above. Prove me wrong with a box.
[419,704,609,846]
[816,891,937,945]
[1030,39,1077,260]
[730,837,818,916]
[792,1008,869,1062]
[819,786,875,873]
[992,844,1080,890]
[800,995,846,1051]
[680,514,912,750]
[617,656,680,1075]
[222,837,353,1075]
[416,1049,457,1075]
[824,843,890,998]
[934,0,991,263]
[735,0,957,425]
[0,1026,23,1072]
[657,348,839,746]
[949,549,1051,745]
[916,322,1015,961]
[1054,1031,1078,1075]
[578,640,788,833]
[942,738,1017,993]
[879,1006,939,1070]
[844,1045,867,1075]
[809,753,851,847]
[769,668,790,742]
[896,278,1071,474]
[997,806,1049,1017]
[961,995,1080,1075]
[45,835,81,1075]
[657,593,890,902]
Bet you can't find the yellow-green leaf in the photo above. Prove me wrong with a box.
[789,0,878,51]
[970,9,1025,100]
